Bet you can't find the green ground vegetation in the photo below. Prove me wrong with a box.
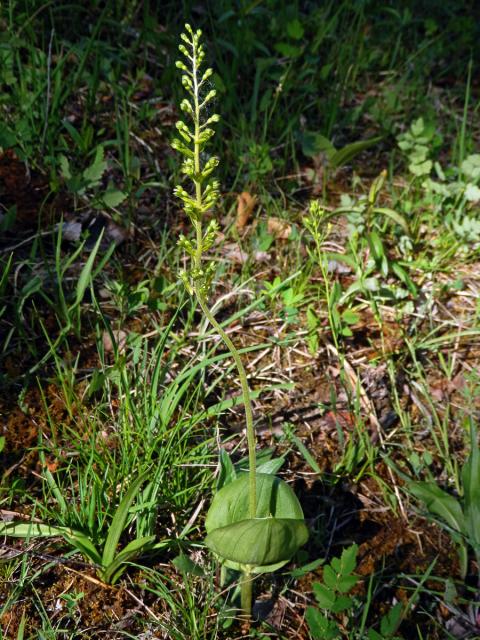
[0,1,479,638]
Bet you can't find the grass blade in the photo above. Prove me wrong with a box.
[101,471,149,569]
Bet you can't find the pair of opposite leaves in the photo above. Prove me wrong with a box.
[205,473,308,573]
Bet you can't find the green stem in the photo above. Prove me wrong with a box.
[190,39,257,520]
[192,47,203,273]
[195,291,257,518]
[240,569,253,619]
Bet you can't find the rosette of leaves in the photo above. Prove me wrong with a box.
[172,25,308,617]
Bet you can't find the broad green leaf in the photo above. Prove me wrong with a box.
[306,606,340,640]
[83,145,107,184]
[99,187,127,209]
[322,565,338,590]
[205,473,305,532]
[289,557,324,578]
[391,262,418,296]
[380,602,403,636]
[62,120,84,148]
[409,482,466,536]
[274,42,302,58]
[101,471,149,569]
[368,231,385,264]
[444,578,458,604]
[331,595,353,613]
[0,520,103,564]
[411,118,425,136]
[341,309,360,325]
[409,159,432,176]
[313,582,335,609]
[205,517,308,566]
[373,207,409,233]
[336,574,359,593]
[59,154,71,180]
[0,435,5,453]
[64,532,102,566]
[299,131,335,159]
[461,154,480,180]
[337,544,358,576]
[329,136,383,169]
[462,422,480,557]
[464,184,480,202]
[324,251,356,269]
[256,456,286,475]
[462,422,480,511]
[172,553,205,576]
[286,18,304,39]
[409,481,467,576]
[368,171,387,204]
[0,123,17,148]
[222,557,288,574]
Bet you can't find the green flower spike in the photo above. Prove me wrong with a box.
[172,24,308,619]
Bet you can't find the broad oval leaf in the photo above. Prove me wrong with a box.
[205,473,304,532]
[205,517,308,566]
[408,481,466,537]
[409,480,468,577]
[329,136,383,169]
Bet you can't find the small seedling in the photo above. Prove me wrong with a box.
[172,24,308,618]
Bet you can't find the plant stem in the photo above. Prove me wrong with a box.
[195,291,257,518]
[190,43,257,520]
[240,569,253,618]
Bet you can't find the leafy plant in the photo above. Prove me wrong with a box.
[306,544,403,640]
[172,24,308,618]
[299,130,384,172]
[397,117,442,178]
[423,153,480,243]
[408,420,480,581]
[58,142,127,210]
[0,470,163,584]
[262,275,306,324]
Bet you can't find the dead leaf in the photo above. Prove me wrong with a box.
[102,329,127,353]
[46,458,59,473]
[430,371,466,402]
[236,191,257,230]
[267,216,291,239]
[222,243,270,264]
[252,250,270,263]
[223,243,249,264]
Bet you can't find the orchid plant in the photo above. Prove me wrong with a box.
[172,24,308,618]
